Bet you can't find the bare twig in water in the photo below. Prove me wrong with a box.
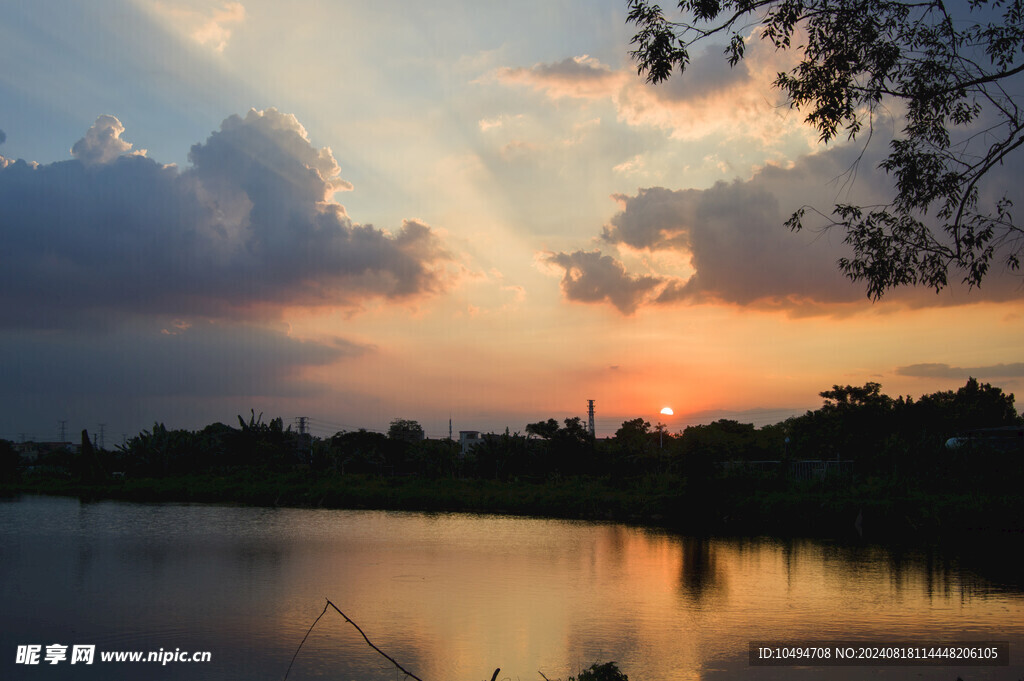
[283,598,425,681]
[489,669,500,681]
[538,672,552,681]
[283,601,330,680]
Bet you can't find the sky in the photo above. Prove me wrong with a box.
[1,0,1022,443]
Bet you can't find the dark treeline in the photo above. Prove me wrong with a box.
[4,378,1022,534]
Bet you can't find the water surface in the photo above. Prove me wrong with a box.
[1,495,1021,680]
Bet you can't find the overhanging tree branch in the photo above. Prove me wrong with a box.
[627,0,1024,298]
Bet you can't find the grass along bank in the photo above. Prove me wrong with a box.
[5,468,1022,539]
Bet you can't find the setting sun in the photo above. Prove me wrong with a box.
[660,407,674,416]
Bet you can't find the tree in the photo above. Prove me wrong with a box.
[614,417,651,451]
[387,418,425,443]
[526,418,561,439]
[612,417,662,472]
[916,376,1022,430]
[0,439,20,482]
[627,0,1024,299]
[819,382,894,411]
[679,419,766,461]
[330,429,393,475]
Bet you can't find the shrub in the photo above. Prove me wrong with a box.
[568,661,628,681]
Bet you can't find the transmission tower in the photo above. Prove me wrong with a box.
[295,417,311,464]
[587,399,595,438]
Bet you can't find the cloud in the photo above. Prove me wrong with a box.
[150,1,246,53]
[613,154,646,176]
[496,55,622,100]
[494,37,812,144]
[895,363,1024,379]
[602,173,860,307]
[545,144,1024,315]
[544,148,864,314]
[541,250,663,315]
[0,320,366,400]
[0,108,452,329]
[478,114,524,132]
[613,34,807,143]
[70,115,142,166]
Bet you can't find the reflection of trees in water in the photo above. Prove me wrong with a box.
[810,536,1024,601]
[677,537,724,605]
[945,536,1024,595]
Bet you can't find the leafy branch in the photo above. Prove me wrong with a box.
[627,0,1024,298]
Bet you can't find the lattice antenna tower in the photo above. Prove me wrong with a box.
[587,400,595,438]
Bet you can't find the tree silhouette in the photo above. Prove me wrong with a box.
[526,418,560,439]
[387,418,425,443]
[627,0,1024,298]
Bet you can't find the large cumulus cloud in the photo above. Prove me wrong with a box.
[0,109,452,430]
[70,114,140,166]
[0,108,451,329]
[544,145,1024,315]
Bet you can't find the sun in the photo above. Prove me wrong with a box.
[660,407,674,416]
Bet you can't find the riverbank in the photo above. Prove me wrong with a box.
[4,469,1022,540]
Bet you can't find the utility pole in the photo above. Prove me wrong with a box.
[59,420,67,444]
[587,399,595,438]
[98,424,106,450]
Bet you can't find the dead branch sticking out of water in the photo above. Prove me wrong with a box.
[284,598,425,681]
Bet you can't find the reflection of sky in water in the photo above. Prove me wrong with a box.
[0,496,1021,681]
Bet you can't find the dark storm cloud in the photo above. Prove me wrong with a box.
[0,109,451,329]
[895,363,1024,379]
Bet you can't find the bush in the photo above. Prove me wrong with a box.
[568,662,628,681]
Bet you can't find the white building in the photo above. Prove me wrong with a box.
[459,430,482,457]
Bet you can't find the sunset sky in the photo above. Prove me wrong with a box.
[2,0,1022,443]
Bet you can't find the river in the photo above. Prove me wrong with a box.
[1,495,1021,680]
